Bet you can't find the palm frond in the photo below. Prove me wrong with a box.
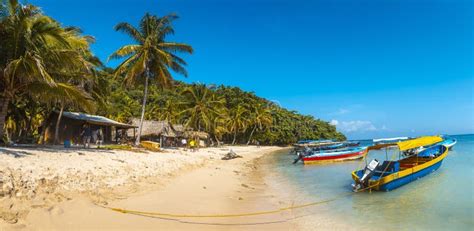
[30,16,70,48]
[158,42,193,54]
[108,44,142,61]
[114,22,144,43]
[28,82,96,113]
[4,53,56,88]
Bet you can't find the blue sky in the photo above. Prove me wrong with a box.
[31,0,473,139]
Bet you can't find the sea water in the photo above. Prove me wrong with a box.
[268,134,474,230]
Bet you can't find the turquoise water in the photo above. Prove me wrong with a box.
[271,134,474,230]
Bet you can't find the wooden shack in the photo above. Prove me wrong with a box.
[42,111,137,144]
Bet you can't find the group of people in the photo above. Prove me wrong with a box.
[80,123,103,148]
[181,138,199,151]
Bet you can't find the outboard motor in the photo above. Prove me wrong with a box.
[293,151,305,164]
[352,159,380,191]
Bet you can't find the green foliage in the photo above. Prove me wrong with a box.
[109,12,193,144]
[0,1,345,145]
[103,81,346,145]
[0,0,101,142]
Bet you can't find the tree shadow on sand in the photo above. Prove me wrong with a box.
[0,148,35,158]
[0,146,115,157]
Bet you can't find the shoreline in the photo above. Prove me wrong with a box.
[1,145,294,230]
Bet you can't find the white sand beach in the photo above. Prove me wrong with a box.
[0,145,299,230]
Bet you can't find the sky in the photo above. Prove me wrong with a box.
[30,0,473,139]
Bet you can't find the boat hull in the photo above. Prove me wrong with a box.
[303,148,367,164]
[378,160,443,191]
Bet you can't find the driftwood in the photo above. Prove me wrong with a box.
[221,149,242,160]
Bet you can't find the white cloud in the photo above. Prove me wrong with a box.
[333,120,378,133]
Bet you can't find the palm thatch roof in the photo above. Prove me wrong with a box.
[128,119,210,139]
[184,130,210,139]
[129,119,177,137]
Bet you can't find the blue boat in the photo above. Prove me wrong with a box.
[352,136,448,192]
[436,136,457,150]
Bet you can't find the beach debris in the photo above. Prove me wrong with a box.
[238,197,243,200]
[221,149,242,160]
[241,184,249,188]
[112,159,125,163]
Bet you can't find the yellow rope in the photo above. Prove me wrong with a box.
[96,182,382,219]
[97,146,397,219]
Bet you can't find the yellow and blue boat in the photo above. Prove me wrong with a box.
[351,136,448,192]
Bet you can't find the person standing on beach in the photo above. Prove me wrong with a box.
[96,128,103,148]
[81,124,92,148]
[181,138,187,151]
[189,139,196,152]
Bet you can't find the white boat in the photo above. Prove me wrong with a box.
[373,137,410,144]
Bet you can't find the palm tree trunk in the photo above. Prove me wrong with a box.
[246,125,257,145]
[54,104,64,145]
[0,97,10,143]
[214,134,221,147]
[135,69,150,146]
[232,130,237,145]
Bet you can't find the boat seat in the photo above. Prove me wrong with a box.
[400,163,417,169]
[374,161,399,176]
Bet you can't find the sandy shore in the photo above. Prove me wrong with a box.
[0,145,298,230]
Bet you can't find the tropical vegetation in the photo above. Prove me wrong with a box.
[109,13,192,145]
[0,0,345,146]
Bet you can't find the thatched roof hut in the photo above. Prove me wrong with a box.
[129,120,211,138]
[184,131,210,140]
[129,119,177,138]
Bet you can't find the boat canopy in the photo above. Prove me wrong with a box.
[397,136,442,151]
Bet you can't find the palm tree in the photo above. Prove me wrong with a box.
[210,107,229,146]
[150,98,183,123]
[227,105,250,145]
[180,84,225,131]
[246,104,273,145]
[109,13,193,145]
[0,0,96,141]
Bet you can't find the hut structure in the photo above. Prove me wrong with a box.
[42,111,137,145]
[129,119,210,148]
[184,131,210,147]
[129,119,178,147]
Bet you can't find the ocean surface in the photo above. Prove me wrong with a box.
[267,134,474,230]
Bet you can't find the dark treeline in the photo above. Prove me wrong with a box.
[0,0,345,145]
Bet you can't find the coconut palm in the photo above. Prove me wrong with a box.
[109,13,193,145]
[210,107,229,146]
[227,105,250,145]
[0,0,96,141]
[150,98,184,123]
[180,84,225,131]
[246,104,273,145]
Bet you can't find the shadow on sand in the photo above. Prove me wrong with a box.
[0,145,115,158]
